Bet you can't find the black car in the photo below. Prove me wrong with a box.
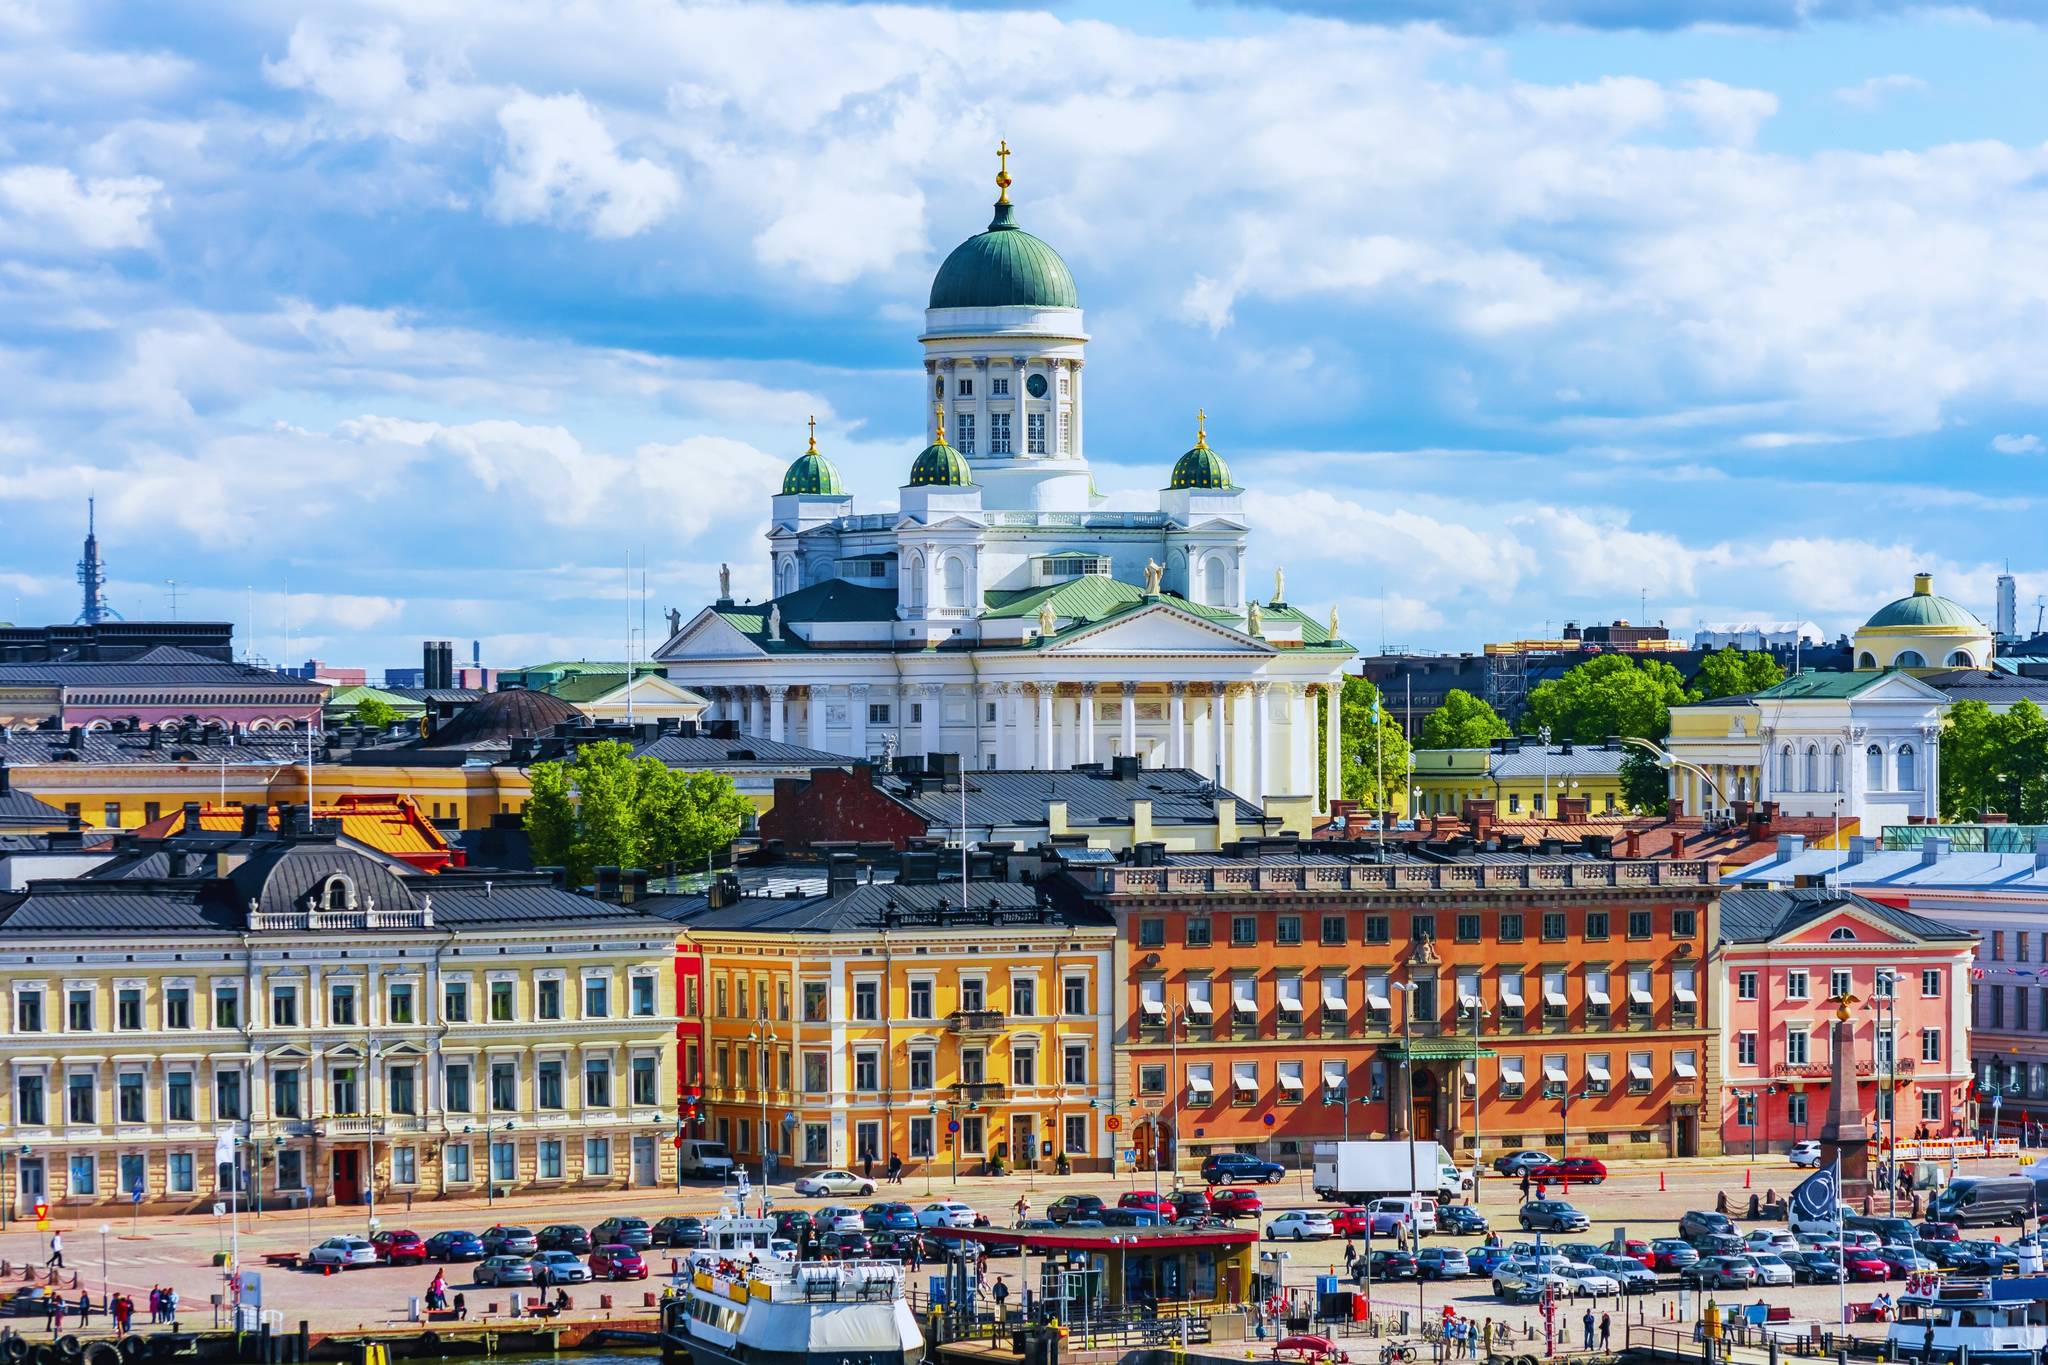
[1518,1200,1589,1233]
[868,1230,927,1262]
[1201,1152,1285,1186]
[1788,1251,1846,1284]
[1364,1250,1418,1280]
[773,1210,812,1241]
[537,1224,591,1254]
[1678,1210,1737,1243]
[1048,1195,1108,1225]
[653,1217,705,1249]
[1439,1205,1490,1235]
[591,1216,653,1249]
[1171,1191,1212,1220]
[820,1230,872,1259]
[1691,1233,1748,1258]
[1950,1241,2020,1276]
[1913,1239,1962,1269]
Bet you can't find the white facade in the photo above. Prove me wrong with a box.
[1692,621,1822,651]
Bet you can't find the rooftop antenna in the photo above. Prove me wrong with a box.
[74,497,119,624]
[625,548,635,726]
[164,579,184,620]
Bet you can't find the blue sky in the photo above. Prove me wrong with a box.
[1,1,2044,672]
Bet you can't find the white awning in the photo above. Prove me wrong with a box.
[1543,984,1568,1008]
[1322,977,1348,1010]
[1141,996,1166,1016]
[1586,1057,1612,1081]
[1629,1057,1653,1081]
[1674,976,1698,1004]
[1278,1070,1305,1092]
[1186,979,1212,1013]
[1675,1053,1699,1078]
[1278,978,1304,1012]
[1461,1061,1478,1087]
[1233,1064,1258,1093]
[1543,1061,1569,1083]
[1322,1062,1348,1090]
[1500,978,1525,1007]
[1187,1071,1214,1096]
[1458,993,1481,1009]
[1586,976,1611,1006]
[1232,980,1258,1012]
[1629,984,1654,1005]
[1140,980,1165,1015]
[1500,1057,1526,1082]
[1366,980,1391,1010]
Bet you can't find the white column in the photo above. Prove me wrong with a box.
[807,685,828,752]
[744,687,761,737]
[1924,725,1942,820]
[1323,683,1342,812]
[919,684,940,757]
[1285,683,1309,795]
[1119,682,1138,758]
[1036,684,1055,770]
[849,684,870,758]
[974,356,989,456]
[1072,361,1084,462]
[767,685,787,743]
[1251,682,1272,804]
[1213,683,1231,788]
[1168,683,1188,769]
[1078,683,1098,767]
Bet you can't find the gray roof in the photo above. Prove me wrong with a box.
[875,766,1261,828]
[1486,745,1628,780]
[631,733,851,768]
[0,731,304,766]
[0,786,67,828]
[1725,843,2048,895]
[646,876,1107,936]
[0,647,325,689]
[1718,886,1975,944]
[382,688,484,704]
[1920,669,2048,706]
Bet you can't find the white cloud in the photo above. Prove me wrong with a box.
[0,165,160,250]
[1832,74,1927,110]
[489,92,680,239]
[1992,432,2042,454]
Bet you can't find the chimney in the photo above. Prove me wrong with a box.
[180,801,202,833]
[1669,830,1686,857]
[1982,811,2009,825]
[594,866,622,902]
[1776,833,1806,860]
[168,850,192,879]
[67,725,84,749]
[1920,836,1950,866]
[1111,754,1141,781]
[1669,796,1686,820]
[1846,835,1875,865]
[1463,798,1496,840]
[0,763,8,796]
[1730,799,1754,825]
[827,853,860,899]
[1557,795,1589,826]
[1624,828,1641,859]
[240,803,271,835]
[620,868,646,904]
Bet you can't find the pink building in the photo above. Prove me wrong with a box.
[0,647,328,733]
[1716,887,1976,1156]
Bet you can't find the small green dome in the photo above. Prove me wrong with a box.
[1864,574,1984,630]
[1168,413,1233,490]
[780,435,845,496]
[909,437,974,488]
[929,201,1079,311]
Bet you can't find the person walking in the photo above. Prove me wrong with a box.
[1343,1240,1358,1277]
[45,1231,62,1269]
[887,1153,903,1185]
[74,1292,89,1327]
[1600,1312,1612,1351]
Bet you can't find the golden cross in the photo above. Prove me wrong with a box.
[806,414,817,452]
[1196,407,1207,444]
[995,140,1012,204]
[933,401,946,442]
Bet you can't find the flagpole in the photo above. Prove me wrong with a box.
[1834,1159,1845,1330]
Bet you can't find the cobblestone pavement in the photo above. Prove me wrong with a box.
[0,1151,2002,1335]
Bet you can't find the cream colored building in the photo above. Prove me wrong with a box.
[0,824,683,1213]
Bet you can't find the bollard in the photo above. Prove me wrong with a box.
[1660,1173,1666,1192]
[1745,1169,1752,1189]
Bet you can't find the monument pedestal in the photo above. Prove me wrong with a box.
[1818,1005,1873,1201]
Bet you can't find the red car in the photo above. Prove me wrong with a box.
[1619,1238,1652,1269]
[590,1245,647,1280]
[1119,1191,1175,1220]
[1210,1188,1264,1219]
[1842,1250,1891,1282]
[1327,1208,1373,1237]
[371,1230,428,1265]
[1527,1157,1607,1186]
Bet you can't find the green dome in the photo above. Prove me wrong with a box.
[780,442,845,496]
[929,201,1079,310]
[909,437,974,488]
[1169,438,1232,491]
[1864,574,1984,630]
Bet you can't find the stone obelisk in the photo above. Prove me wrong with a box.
[1818,993,1872,1199]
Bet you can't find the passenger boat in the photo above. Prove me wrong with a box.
[659,1208,925,1365]
[1889,1276,2048,1365]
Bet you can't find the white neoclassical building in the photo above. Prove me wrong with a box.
[654,152,1354,831]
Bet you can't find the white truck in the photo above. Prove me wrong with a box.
[1313,1141,1471,1202]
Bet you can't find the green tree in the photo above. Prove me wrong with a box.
[350,696,401,729]
[1338,675,1412,813]
[1941,699,2048,821]
[1618,747,1670,816]
[1520,654,1697,743]
[1691,649,1786,701]
[1419,688,1512,751]
[521,740,755,884]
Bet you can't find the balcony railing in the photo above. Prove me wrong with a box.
[948,1009,1007,1036]
[950,1082,1007,1103]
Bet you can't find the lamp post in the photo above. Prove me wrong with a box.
[1466,1002,1490,1205]
[99,1222,110,1309]
[750,1026,775,1191]
[1617,737,1731,817]
[1390,980,1419,1200]
[1871,973,1899,1215]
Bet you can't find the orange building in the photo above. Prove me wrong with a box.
[133,795,461,871]
[1063,841,1723,1169]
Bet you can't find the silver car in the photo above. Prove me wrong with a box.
[528,1251,590,1285]
[475,1255,536,1286]
[1591,1254,1657,1293]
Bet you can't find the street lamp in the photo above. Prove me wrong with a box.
[1465,1001,1490,1205]
[1390,981,1419,1200]
[1618,736,1730,818]
[1870,973,1900,1215]
[749,1026,776,1191]
[463,1121,515,1207]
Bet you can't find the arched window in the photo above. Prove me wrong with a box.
[1947,649,1975,667]
[1804,744,1819,792]
[1894,649,1926,669]
[1857,652,1877,669]
[1866,743,1884,790]
[1898,742,1917,790]
[1778,744,1794,789]
[943,556,966,609]
[905,553,925,610]
[776,560,796,596]
[322,875,354,911]
[1203,556,1225,606]
[1830,744,1844,792]
[1828,926,1856,942]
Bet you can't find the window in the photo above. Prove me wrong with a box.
[1509,793,1520,813]
[445,1062,472,1113]
[166,1072,192,1122]
[215,1070,242,1120]
[1499,913,1523,943]
[15,989,43,1032]
[1011,978,1036,1016]
[488,980,514,1022]
[1231,916,1257,947]
[1737,1032,1757,1066]
[1898,743,1917,790]
[909,980,933,1019]
[1012,1045,1037,1087]
[853,980,880,1021]
[1138,918,1165,948]
[960,977,986,1011]
[630,974,656,1017]
[333,1066,362,1114]
[1786,970,1809,1000]
[443,980,469,1022]
[212,986,240,1029]
[393,1146,417,1185]
[330,984,358,1026]
[583,1057,612,1107]
[957,377,973,397]
[632,1056,659,1106]
[1922,1029,1942,1064]
[1184,917,1211,947]
[1737,971,1758,1001]
[1138,1064,1167,1095]
[852,1049,879,1093]
[1786,1028,1810,1066]
[961,1047,985,1085]
[990,411,1012,454]
[269,986,297,1028]
[1064,1113,1088,1156]
[536,1140,562,1180]
[1628,910,1653,938]
[1922,969,1943,997]
[584,977,610,1018]
[273,1068,301,1118]
[953,412,976,453]
[801,982,827,1022]
[1411,913,1436,942]
[1322,915,1348,946]
[1585,912,1608,941]
[868,702,891,724]
[445,1144,472,1184]
[1830,968,1852,1000]
[389,1065,417,1115]
[168,1152,195,1193]
[908,1117,934,1159]
[909,1048,934,1090]
[802,1052,829,1095]
[1455,914,1480,943]
[1277,915,1302,946]
[1921,1090,1943,1122]
[529,977,560,1020]
[1026,412,1047,454]
[67,1073,95,1123]
[1672,909,1698,938]
[388,983,415,1025]
[66,988,92,1032]
[1867,743,1884,790]
[15,1075,42,1126]
[991,376,1010,397]
[69,1154,96,1197]
[118,1072,144,1123]
[1736,1093,1756,1126]
[1063,974,1087,1015]
[1627,1051,1652,1095]
[491,1141,516,1183]
[1365,915,1391,944]
[1063,1042,1087,1085]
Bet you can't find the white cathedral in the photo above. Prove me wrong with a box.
[655,149,1355,830]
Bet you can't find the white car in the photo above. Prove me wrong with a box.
[1591,1255,1658,1293]
[528,1250,591,1284]
[1266,1211,1336,1241]
[1789,1140,1823,1168]
[1746,1252,1796,1287]
[812,1205,864,1234]
[1557,1264,1620,1297]
[308,1236,379,1269]
[1745,1228,1799,1254]
[1494,1263,1570,1298]
[793,1169,875,1198]
[769,1238,800,1261]
[916,1201,978,1229]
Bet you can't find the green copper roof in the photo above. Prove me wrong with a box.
[1749,669,1895,701]
[1864,575,1984,630]
[1168,438,1233,490]
[928,201,1079,310]
[908,438,974,487]
[780,449,846,496]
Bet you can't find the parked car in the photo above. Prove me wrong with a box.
[1210,1188,1264,1219]
[769,1238,799,1261]
[1878,1247,1937,1278]
[917,1201,979,1230]
[1788,1140,1824,1168]
[1528,1158,1608,1186]
[772,1211,812,1241]
[475,1255,536,1286]
[1518,1200,1589,1233]
[820,1231,873,1259]
[537,1225,592,1254]
[1558,1243,1606,1266]
[590,1245,648,1280]
[1120,1191,1176,1219]
[1327,1207,1373,1237]
[1914,1239,1963,1269]
[1743,1228,1799,1254]
[1267,1211,1336,1241]
[481,1226,539,1256]
[1590,1254,1656,1293]
[1617,1238,1653,1267]
[1951,1241,2020,1276]
[812,1206,865,1235]
[1557,1264,1620,1298]
[1647,1239,1699,1272]
[371,1230,428,1265]
[1171,1190,1212,1221]
[1201,1152,1285,1185]
[1365,1250,1418,1280]
[1788,1251,1846,1284]
[1745,1253,1796,1287]
[1466,1245,1516,1277]
[794,1169,877,1198]
[1438,1204,1489,1236]
[1694,1234,1748,1259]
[1048,1195,1107,1225]
[1097,1209,1167,1228]
[308,1237,379,1269]
[1417,1248,1471,1280]
[1918,1221,1961,1242]
[653,1216,705,1249]
[1493,1263,1569,1301]
[1678,1210,1737,1243]
[589,1217,652,1249]
[868,1230,927,1261]
[529,1251,592,1285]
[1680,1256,1756,1290]
[426,1230,485,1263]
[1842,1249,1892,1282]
[1492,1150,1555,1177]
[863,1202,917,1232]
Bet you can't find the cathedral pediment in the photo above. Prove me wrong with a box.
[1044,602,1273,655]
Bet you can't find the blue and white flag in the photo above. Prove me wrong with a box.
[1790,1160,1839,1222]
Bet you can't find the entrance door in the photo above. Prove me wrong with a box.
[332,1151,360,1205]
[1010,1116,1037,1169]
[631,1136,656,1187]
[1676,1113,1697,1158]
[1412,1069,1440,1144]
[18,1159,45,1215]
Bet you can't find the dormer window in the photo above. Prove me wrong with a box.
[1036,554,1110,584]
[321,875,355,912]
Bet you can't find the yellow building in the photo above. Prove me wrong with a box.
[0,821,684,1214]
[1852,573,1995,672]
[651,855,1116,1177]
[1410,736,1631,818]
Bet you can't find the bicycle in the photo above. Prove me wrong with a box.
[1379,1345,1417,1364]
